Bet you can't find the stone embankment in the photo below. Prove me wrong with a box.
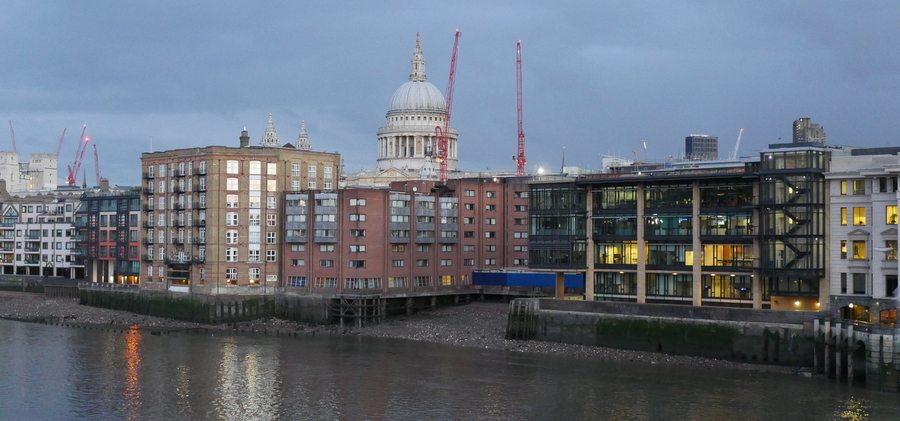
[1,291,799,373]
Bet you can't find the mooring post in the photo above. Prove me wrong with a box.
[555,272,564,299]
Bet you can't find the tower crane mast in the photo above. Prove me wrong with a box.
[56,128,67,158]
[66,125,89,187]
[92,144,101,186]
[515,40,526,176]
[436,30,461,184]
[7,121,17,154]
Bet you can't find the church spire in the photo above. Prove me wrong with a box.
[260,113,280,147]
[409,33,426,82]
[296,120,311,151]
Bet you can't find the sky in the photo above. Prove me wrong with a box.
[3,1,900,186]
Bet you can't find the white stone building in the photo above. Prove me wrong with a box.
[827,147,900,322]
[352,34,459,186]
[0,151,58,194]
[0,193,82,278]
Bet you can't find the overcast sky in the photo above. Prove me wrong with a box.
[3,1,900,186]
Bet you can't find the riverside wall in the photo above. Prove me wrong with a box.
[507,298,818,366]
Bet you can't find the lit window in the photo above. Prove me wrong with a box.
[853,207,866,226]
[887,205,898,225]
[840,207,847,226]
[851,240,867,260]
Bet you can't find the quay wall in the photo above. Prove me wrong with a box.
[508,298,816,366]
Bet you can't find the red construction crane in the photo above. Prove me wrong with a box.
[55,128,67,158]
[66,125,89,187]
[92,144,101,186]
[515,40,527,176]
[7,120,17,154]
[435,30,461,184]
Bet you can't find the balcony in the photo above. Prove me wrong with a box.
[195,167,206,176]
[143,204,155,212]
[174,171,186,178]
[144,221,155,229]
[143,171,155,179]
[174,186,185,194]
[144,188,155,195]
[195,237,206,244]
[197,184,207,192]
[143,238,155,245]
[173,203,184,210]
[173,238,185,245]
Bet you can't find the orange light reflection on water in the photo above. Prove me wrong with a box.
[123,324,143,420]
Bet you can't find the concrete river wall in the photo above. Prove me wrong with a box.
[507,298,818,366]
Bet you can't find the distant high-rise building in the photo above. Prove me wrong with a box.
[685,134,718,161]
[793,117,826,143]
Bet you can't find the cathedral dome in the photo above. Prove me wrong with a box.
[387,33,446,114]
[389,80,446,113]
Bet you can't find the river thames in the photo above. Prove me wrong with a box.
[0,319,897,420]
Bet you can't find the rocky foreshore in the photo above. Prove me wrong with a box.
[1,291,801,374]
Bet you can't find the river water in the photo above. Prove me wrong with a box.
[0,319,897,420]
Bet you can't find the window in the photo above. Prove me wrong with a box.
[391,215,409,223]
[226,194,238,208]
[440,259,452,266]
[308,165,317,178]
[267,214,277,227]
[225,230,238,244]
[349,260,366,268]
[225,248,237,262]
[464,190,475,197]
[887,205,898,225]
[350,229,366,237]
[391,244,406,252]
[853,179,865,195]
[267,162,277,175]
[485,204,496,211]
[852,273,866,294]
[291,163,301,177]
[388,277,406,288]
[291,259,305,267]
[464,258,474,266]
[514,205,527,212]
[349,244,367,253]
[513,232,528,239]
[484,231,496,239]
[852,240,867,260]
[266,232,276,244]
[486,191,496,198]
[249,161,261,175]
[840,180,847,195]
[464,203,475,211]
[249,213,261,226]
[840,240,847,259]
[319,244,335,252]
[291,244,305,252]
[392,259,405,267]
[514,245,528,252]
[225,268,237,282]
[484,258,497,265]
[315,277,337,288]
[463,217,475,224]
[515,191,528,198]
[226,178,238,191]
[840,207,847,226]
[840,273,847,294]
[225,212,238,226]
[853,207,866,226]
[288,276,306,287]
[416,259,428,267]
[226,160,239,174]
[886,240,898,261]
[514,258,528,265]
[414,276,431,287]
[249,268,260,281]
[350,198,367,206]
[349,213,366,222]
[320,259,334,267]
[441,244,453,252]
[391,200,409,208]
[266,250,277,262]
[416,244,429,253]
[485,218,497,225]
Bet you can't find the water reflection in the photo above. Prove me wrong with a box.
[214,336,282,419]
[122,325,142,421]
[0,320,898,420]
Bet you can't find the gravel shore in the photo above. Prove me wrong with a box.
[1,291,801,374]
